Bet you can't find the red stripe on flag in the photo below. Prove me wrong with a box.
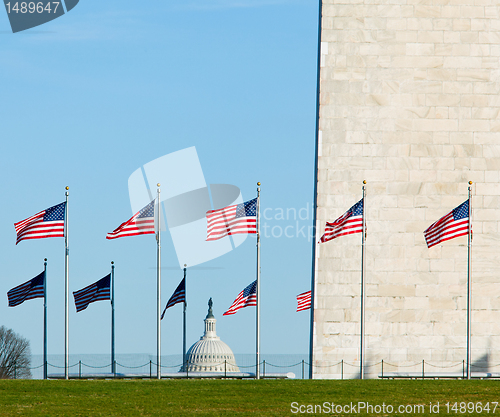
[296,291,311,312]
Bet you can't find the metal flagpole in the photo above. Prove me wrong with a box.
[43,258,47,380]
[183,264,187,367]
[111,261,115,375]
[467,181,472,379]
[309,0,323,382]
[256,182,261,380]
[360,180,366,380]
[156,184,161,380]
[64,186,69,380]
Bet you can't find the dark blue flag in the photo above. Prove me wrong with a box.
[8,271,45,307]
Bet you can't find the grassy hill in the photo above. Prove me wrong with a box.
[1,379,500,416]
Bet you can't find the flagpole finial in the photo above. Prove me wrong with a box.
[44,258,47,262]
[469,181,473,185]
[363,180,366,184]
[65,186,69,190]
[157,183,161,188]
[257,182,261,186]
[184,264,187,267]
[111,261,114,265]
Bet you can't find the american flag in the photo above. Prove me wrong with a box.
[73,274,111,312]
[161,277,185,320]
[424,200,469,248]
[319,199,363,243]
[223,280,257,316]
[7,272,45,307]
[296,290,311,312]
[14,202,66,245]
[106,200,155,240]
[206,198,257,241]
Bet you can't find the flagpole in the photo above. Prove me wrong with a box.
[183,264,187,367]
[64,186,69,380]
[111,261,115,375]
[309,0,323,382]
[256,182,261,380]
[467,181,472,380]
[360,180,366,380]
[156,184,161,380]
[43,258,47,380]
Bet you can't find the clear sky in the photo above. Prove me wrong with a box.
[0,0,319,360]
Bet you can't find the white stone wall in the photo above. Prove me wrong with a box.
[314,0,500,379]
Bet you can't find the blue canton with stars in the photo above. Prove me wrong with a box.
[30,271,45,288]
[349,199,363,216]
[96,274,111,290]
[243,280,257,297]
[235,198,257,218]
[43,202,66,221]
[138,200,155,218]
[453,200,469,220]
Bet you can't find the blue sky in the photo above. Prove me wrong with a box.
[0,0,319,360]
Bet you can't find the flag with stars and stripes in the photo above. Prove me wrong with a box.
[14,202,66,245]
[73,274,111,312]
[161,277,186,320]
[424,200,469,248]
[206,198,257,241]
[319,199,363,243]
[223,280,257,316]
[7,271,45,307]
[296,290,311,312]
[106,200,156,240]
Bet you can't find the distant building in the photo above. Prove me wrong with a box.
[181,298,239,373]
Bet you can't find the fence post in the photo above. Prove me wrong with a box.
[422,360,424,380]
[149,360,152,379]
[113,360,116,378]
[302,360,304,380]
[224,360,227,379]
[79,361,81,379]
[463,360,465,379]
[381,360,384,379]
[14,363,16,380]
[341,360,343,380]
[263,360,265,379]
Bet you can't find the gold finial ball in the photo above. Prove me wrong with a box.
[157,183,161,187]
[44,258,47,262]
[257,182,261,186]
[469,181,473,185]
[65,186,69,190]
[184,264,187,267]
[363,180,367,184]
[111,261,114,265]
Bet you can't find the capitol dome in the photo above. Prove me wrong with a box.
[181,298,239,373]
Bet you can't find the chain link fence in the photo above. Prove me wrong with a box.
[26,354,309,379]
[7,355,497,380]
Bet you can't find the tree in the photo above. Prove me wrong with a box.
[0,326,31,379]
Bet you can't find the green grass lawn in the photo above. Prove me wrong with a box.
[0,379,500,416]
